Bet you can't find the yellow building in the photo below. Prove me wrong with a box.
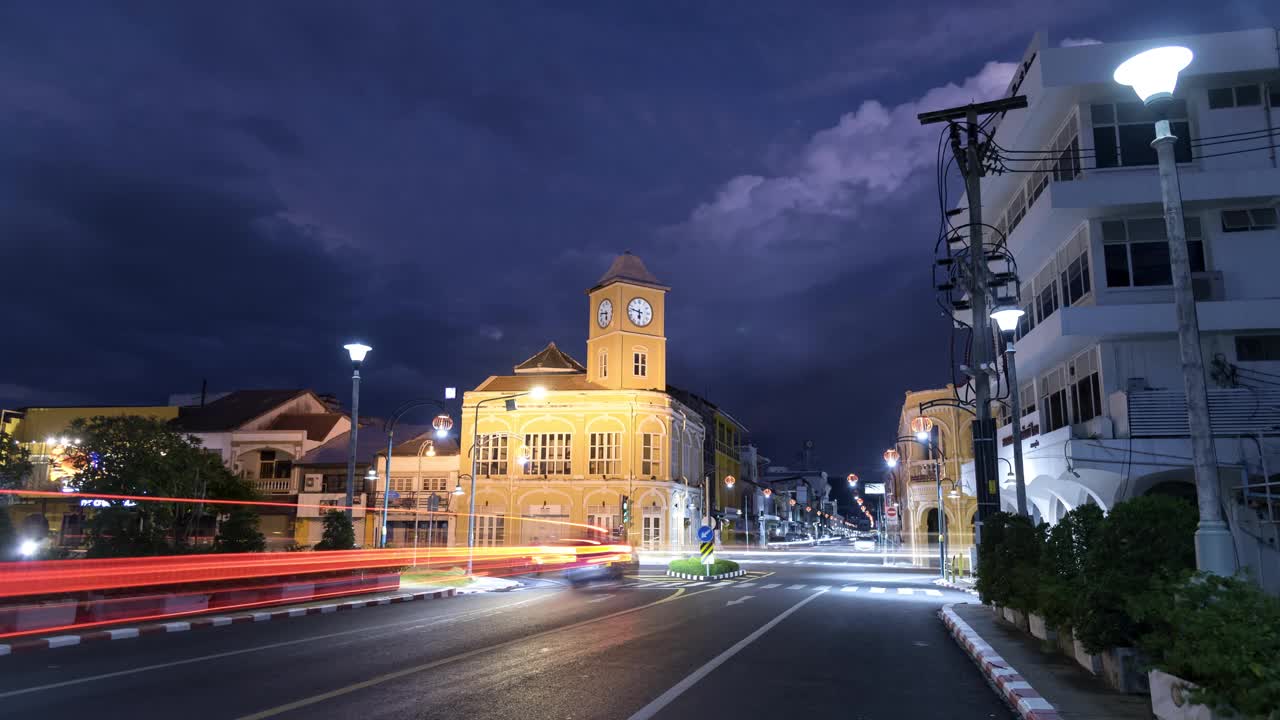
[889,386,978,570]
[457,253,706,551]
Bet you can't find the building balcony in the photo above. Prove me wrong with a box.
[369,491,454,515]
[253,478,298,494]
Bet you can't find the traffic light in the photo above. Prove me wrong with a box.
[621,494,631,525]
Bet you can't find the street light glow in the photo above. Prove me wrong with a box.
[529,385,547,399]
[883,448,899,468]
[1113,46,1193,105]
[452,482,464,495]
[343,342,372,363]
[18,539,38,558]
[990,305,1026,333]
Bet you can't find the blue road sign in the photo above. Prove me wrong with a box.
[697,525,714,543]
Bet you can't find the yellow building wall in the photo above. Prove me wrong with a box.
[455,388,704,550]
[12,406,178,444]
[586,283,667,391]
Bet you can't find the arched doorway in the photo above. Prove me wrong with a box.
[925,508,940,545]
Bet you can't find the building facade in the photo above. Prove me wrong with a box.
[457,253,706,551]
[953,30,1280,587]
[889,387,978,568]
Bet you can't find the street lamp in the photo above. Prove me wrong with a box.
[433,413,454,439]
[1114,46,1234,576]
[883,449,900,468]
[342,342,371,521]
[380,399,452,548]
[466,386,546,573]
[724,475,735,488]
[990,302,1029,518]
[847,473,858,487]
[888,431,948,578]
[911,416,933,442]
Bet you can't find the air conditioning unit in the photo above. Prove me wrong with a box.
[303,474,323,492]
[1191,271,1224,302]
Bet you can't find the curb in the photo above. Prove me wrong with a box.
[0,588,457,657]
[934,578,980,597]
[939,603,1060,720]
[666,569,746,580]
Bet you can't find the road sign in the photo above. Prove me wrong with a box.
[864,483,886,495]
[696,525,714,543]
[886,506,898,519]
[699,541,715,565]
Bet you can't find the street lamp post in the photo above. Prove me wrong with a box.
[466,386,545,574]
[1113,47,1235,576]
[888,429,948,578]
[991,305,1029,517]
[380,399,453,548]
[342,343,371,522]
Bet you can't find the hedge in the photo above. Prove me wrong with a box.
[669,558,740,576]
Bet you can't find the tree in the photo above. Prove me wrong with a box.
[60,415,258,556]
[314,510,356,550]
[213,508,266,553]
[0,507,14,559]
[0,430,32,490]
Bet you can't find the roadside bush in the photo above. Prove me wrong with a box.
[976,512,1043,612]
[1037,504,1105,630]
[669,558,739,576]
[1075,495,1197,653]
[1134,573,1280,717]
[314,510,357,551]
[213,509,266,553]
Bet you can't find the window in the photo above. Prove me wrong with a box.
[1056,227,1092,306]
[641,433,662,477]
[1208,85,1262,109]
[1052,114,1082,182]
[1033,264,1059,324]
[1101,216,1204,287]
[1271,87,1280,108]
[1069,349,1102,424]
[1236,335,1280,362]
[476,434,508,476]
[524,433,571,475]
[422,477,449,492]
[588,432,621,475]
[1015,298,1036,341]
[1020,382,1037,419]
[1039,367,1069,433]
[633,350,647,377]
[1006,188,1027,233]
[476,514,505,546]
[389,476,416,492]
[642,515,662,550]
[257,450,293,479]
[1221,208,1278,233]
[599,348,608,379]
[1092,100,1191,168]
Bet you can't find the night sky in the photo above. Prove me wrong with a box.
[2,1,1273,482]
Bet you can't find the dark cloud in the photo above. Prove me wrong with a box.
[0,0,1265,478]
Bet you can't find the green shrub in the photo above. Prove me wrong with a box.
[976,512,1043,612]
[213,509,266,553]
[1075,495,1197,653]
[669,557,739,576]
[314,510,357,551]
[1037,504,1105,630]
[1135,573,1280,717]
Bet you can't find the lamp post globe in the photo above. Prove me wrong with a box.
[724,475,735,488]
[883,448,900,468]
[1113,46,1193,105]
[432,413,454,439]
[910,416,934,442]
[990,305,1025,334]
[847,473,858,487]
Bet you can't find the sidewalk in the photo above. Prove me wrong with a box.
[947,603,1151,720]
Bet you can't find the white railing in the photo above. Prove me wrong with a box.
[1127,388,1280,438]
[253,478,297,493]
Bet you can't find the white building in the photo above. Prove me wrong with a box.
[955,29,1280,588]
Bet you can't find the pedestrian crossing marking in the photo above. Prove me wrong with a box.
[840,586,858,592]
[897,588,913,595]
[711,581,734,587]
[738,582,757,588]
[762,583,781,589]
[925,589,943,597]
[871,587,886,594]
[786,584,805,590]
[813,585,831,592]
[686,581,708,586]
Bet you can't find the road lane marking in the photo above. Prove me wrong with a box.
[839,586,858,593]
[587,594,615,604]
[897,588,914,595]
[686,582,708,586]
[762,584,781,589]
[626,589,828,720]
[737,582,757,588]
[786,584,805,590]
[871,587,886,594]
[710,581,734,587]
[233,586,724,720]
[0,594,555,700]
[725,596,754,607]
[813,586,831,592]
[926,589,943,597]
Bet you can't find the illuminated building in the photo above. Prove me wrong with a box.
[458,252,706,550]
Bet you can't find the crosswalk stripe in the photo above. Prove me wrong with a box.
[897,588,914,595]
[762,583,781,589]
[926,589,943,597]
[711,581,734,587]
[738,582,757,588]
[786,584,805,590]
[840,586,858,593]
[686,581,708,586]
[813,585,831,591]
[871,587,886,594]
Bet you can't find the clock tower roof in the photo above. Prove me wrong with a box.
[589,251,669,293]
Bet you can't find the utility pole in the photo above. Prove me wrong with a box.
[918,96,1027,539]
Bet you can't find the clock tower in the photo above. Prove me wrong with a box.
[587,252,668,391]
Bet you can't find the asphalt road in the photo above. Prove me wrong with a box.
[0,549,1013,720]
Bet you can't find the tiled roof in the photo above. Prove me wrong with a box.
[474,375,605,392]
[389,433,460,457]
[513,342,587,374]
[269,413,344,441]
[590,251,668,291]
[174,390,310,432]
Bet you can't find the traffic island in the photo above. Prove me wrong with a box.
[666,558,742,580]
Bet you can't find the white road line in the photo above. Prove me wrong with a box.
[762,583,781,589]
[786,584,805,590]
[897,588,914,595]
[813,586,831,592]
[711,581,734,587]
[686,582,708,587]
[871,587,886,594]
[738,582,757,588]
[587,594,615,604]
[925,589,943,597]
[839,586,859,593]
[626,590,827,720]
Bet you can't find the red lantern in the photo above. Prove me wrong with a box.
[433,414,454,433]
[883,448,900,467]
[763,488,772,498]
[724,475,736,488]
[789,498,797,506]
[847,473,859,486]
[910,416,934,436]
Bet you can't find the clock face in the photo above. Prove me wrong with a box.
[597,299,613,328]
[627,297,653,327]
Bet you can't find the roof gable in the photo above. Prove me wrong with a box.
[174,389,313,432]
[513,342,586,375]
